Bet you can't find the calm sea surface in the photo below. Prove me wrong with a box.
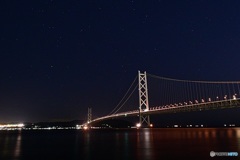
[0,128,240,160]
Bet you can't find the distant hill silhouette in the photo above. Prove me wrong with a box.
[93,119,134,128]
[24,120,84,128]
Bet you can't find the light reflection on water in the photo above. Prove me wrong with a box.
[0,130,22,160]
[236,129,240,151]
[14,133,21,158]
[0,128,240,160]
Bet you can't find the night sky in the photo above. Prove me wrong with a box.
[1,0,240,123]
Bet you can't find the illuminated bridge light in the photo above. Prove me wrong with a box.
[224,95,227,100]
[233,95,236,100]
[136,123,141,128]
[83,125,88,130]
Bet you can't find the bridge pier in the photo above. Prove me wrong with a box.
[139,113,151,127]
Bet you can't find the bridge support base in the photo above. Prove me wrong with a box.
[139,114,151,127]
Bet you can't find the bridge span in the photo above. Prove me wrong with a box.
[83,71,240,128]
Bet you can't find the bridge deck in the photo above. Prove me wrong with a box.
[86,98,240,125]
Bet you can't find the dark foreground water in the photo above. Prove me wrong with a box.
[0,128,240,160]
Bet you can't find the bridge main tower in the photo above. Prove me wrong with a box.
[87,107,92,123]
[138,71,151,127]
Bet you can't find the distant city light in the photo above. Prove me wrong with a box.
[0,123,24,130]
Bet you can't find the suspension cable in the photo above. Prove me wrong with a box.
[147,73,240,84]
[108,76,137,115]
[112,84,138,115]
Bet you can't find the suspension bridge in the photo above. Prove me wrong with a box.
[83,71,240,128]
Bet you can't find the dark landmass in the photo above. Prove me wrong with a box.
[24,120,84,129]
[22,119,134,129]
[92,119,134,128]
